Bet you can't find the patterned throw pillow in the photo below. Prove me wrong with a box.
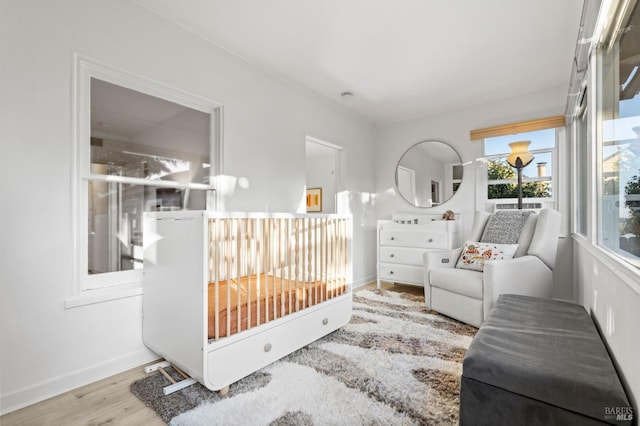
[480,210,532,244]
[456,240,519,272]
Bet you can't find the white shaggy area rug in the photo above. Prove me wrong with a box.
[131,288,476,425]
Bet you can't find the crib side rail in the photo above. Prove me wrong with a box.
[208,216,351,340]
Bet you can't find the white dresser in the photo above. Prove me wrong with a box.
[377,213,461,288]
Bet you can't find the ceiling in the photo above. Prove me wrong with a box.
[133,0,585,124]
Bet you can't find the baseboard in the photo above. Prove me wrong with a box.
[352,275,376,289]
[0,348,158,416]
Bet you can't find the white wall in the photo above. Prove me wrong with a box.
[0,0,375,413]
[373,86,574,300]
[574,239,639,407]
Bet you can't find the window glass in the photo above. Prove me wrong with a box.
[90,79,211,185]
[86,78,214,279]
[598,1,640,266]
[484,128,555,200]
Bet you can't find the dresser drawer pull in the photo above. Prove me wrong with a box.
[390,254,395,258]
[428,238,433,242]
[264,343,272,352]
[322,318,329,325]
[390,237,395,241]
[389,270,394,275]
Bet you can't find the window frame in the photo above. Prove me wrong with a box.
[573,88,591,237]
[68,54,222,307]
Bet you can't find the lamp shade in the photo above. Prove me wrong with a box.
[506,140,534,168]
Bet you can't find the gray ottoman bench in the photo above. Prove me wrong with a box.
[460,294,633,425]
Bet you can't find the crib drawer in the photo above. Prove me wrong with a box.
[379,262,424,285]
[204,295,352,391]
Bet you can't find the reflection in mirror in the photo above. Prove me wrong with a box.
[395,140,463,208]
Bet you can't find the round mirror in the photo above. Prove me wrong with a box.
[395,140,463,208]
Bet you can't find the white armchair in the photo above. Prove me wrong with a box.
[423,209,561,327]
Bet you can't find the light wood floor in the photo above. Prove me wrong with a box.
[0,361,165,426]
[0,282,420,425]
[375,281,424,296]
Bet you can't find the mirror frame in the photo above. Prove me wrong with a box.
[394,139,463,208]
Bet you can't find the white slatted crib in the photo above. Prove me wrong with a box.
[142,211,352,392]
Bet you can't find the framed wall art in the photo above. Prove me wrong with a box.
[306,187,322,212]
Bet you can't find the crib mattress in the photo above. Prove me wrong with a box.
[208,274,346,339]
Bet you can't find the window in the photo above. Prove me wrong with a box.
[483,128,557,206]
[597,0,640,267]
[71,56,221,301]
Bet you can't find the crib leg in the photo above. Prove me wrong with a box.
[157,365,198,395]
[219,386,230,396]
[144,360,170,373]
[163,378,197,395]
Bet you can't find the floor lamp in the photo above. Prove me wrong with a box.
[506,141,534,210]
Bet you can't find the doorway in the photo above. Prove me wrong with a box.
[305,136,341,213]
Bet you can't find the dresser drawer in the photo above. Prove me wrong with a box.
[379,263,424,284]
[380,229,447,248]
[379,246,429,265]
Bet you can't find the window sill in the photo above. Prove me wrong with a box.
[572,234,640,297]
[64,283,143,309]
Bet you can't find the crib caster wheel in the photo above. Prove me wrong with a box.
[219,386,230,396]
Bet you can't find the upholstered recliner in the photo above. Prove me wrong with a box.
[423,209,561,327]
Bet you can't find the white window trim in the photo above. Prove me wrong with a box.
[570,91,593,237]
[68,54,222,308]
[573,233,640,297]
[64,282,144,309]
